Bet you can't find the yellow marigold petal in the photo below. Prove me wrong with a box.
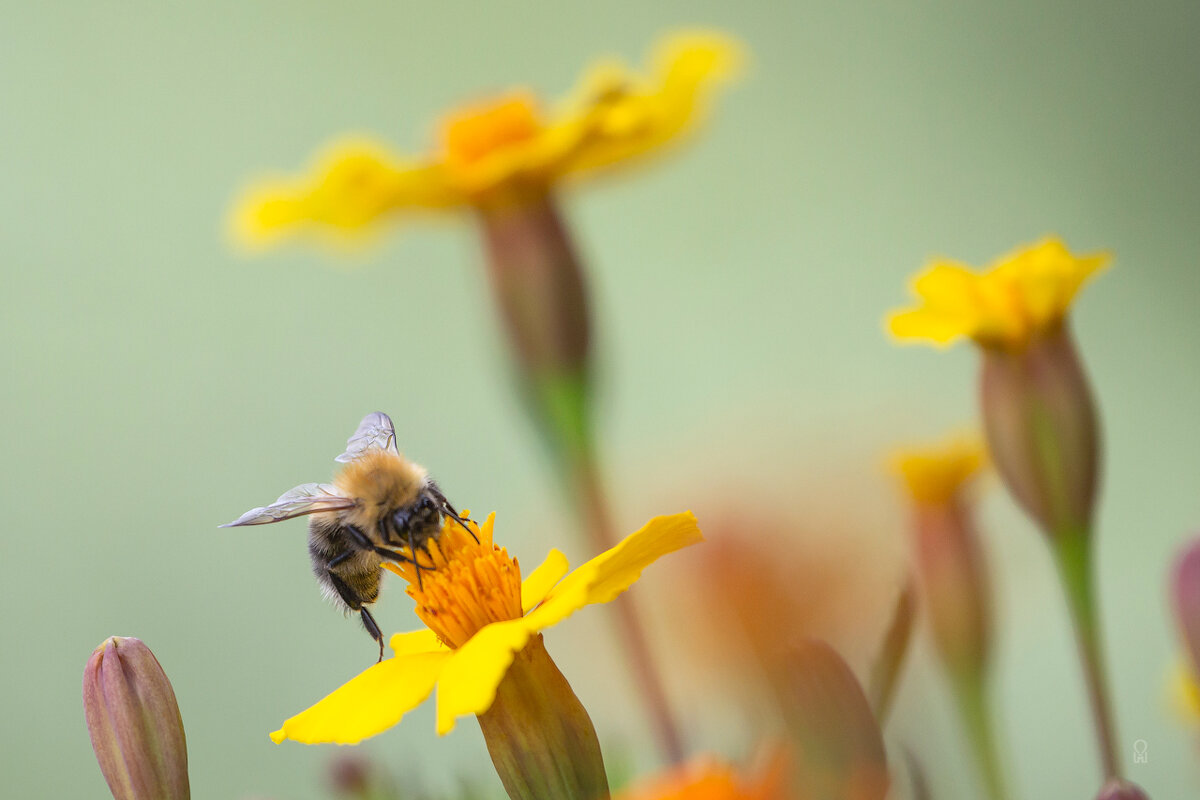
[886,308,975,346]
[270,651,450,744]
[521,548,571,614]
[889,433,987,506]
[910,263,979,311]
[229,139,459,249]
[523,512,704,633]
[433,618,538,735]
[1169,659,1200,722]
[557,31,742,179]
[887,237,1110,351]
[389,629,447,656]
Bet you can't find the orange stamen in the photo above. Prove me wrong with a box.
[383,514,523,649]
[440,93,543,167]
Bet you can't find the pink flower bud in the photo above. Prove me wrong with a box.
[913,503,991,681]
[1095,779,1149,800]
[82,637,189,800]
[1172,536,1200,676]
[783,639,890,800]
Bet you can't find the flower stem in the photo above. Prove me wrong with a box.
[529,369,686,765]
[571,450,686,764]
[951,670,1009,800]
[1054,525,1121,780]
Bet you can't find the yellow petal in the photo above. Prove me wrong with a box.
[270,651,449,745]
[889,433,987,506]
[558,32,742,179]
[887,237,1109,351]
[1169,659,1200,722]
[524,512,704,632]
[229,139,460,249]
[389,629,447,656]
[434,618,538,735]
[521,548,571,613]
[886,308,973,345]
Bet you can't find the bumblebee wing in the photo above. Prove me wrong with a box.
[334,411,399,463]
[220,483,355,527]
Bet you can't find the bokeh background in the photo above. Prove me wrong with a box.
[4,0,1199,797]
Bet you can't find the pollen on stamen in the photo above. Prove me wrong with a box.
[440,94,543,167]
[382,513,524,649]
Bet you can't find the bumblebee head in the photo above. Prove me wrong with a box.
[389,493,442,540]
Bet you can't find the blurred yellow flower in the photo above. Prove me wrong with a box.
[232,31,740,248]
[889,433,986,507]
[887,237,1110,351]
[1169,659,1200,721]
[270,510,702,743]
[616,751,788,800]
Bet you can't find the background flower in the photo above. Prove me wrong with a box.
[6,2,1200,797]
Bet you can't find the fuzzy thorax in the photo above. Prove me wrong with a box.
[383,514,523,649]
[332,450,427,528]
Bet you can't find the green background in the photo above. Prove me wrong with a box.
[3,1,1199,797]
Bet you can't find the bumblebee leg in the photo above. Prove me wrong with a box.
[327,570,385,663]
[359,607,384,663]
[344,524,426,568]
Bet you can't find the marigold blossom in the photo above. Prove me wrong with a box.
[616,751,788,800]
[269,510,702,743]
[232,31,740,248]
[887,237,1110,351]
[889,434,986,507]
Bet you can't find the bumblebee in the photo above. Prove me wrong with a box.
[222,412,471,661]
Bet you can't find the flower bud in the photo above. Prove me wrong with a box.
[82,637,190,800]
[1171,536,1200,677]
[782,639,890,800]
[328,754,373,798]
[914,502,991,681]
[979,324,1099,539]
[476,634,609,800]
[1095,779,1150,800]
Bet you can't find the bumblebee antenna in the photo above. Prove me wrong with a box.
[444,507,479,544]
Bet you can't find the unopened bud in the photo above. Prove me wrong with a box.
[1171,536,1200,676]
[1095,779,1150,800]
[913,503,991,681]
[782,639,890,800]
[83,637,190,800]
[980,324,1099,539]
[328,754,373,798]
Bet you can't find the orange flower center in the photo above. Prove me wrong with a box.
[440,93,543,167]
[383,514,523,649]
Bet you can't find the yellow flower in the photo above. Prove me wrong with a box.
[232,31,741,248]
[270,510,702,743]
[889,433,986,507]
[1169,659,1200,722]
[616,751,788,800]
[887,237,1110,350]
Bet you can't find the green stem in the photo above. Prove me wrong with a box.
[531,371,686,765]
[952,670,1009,800]
[1054,526,1121,780]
